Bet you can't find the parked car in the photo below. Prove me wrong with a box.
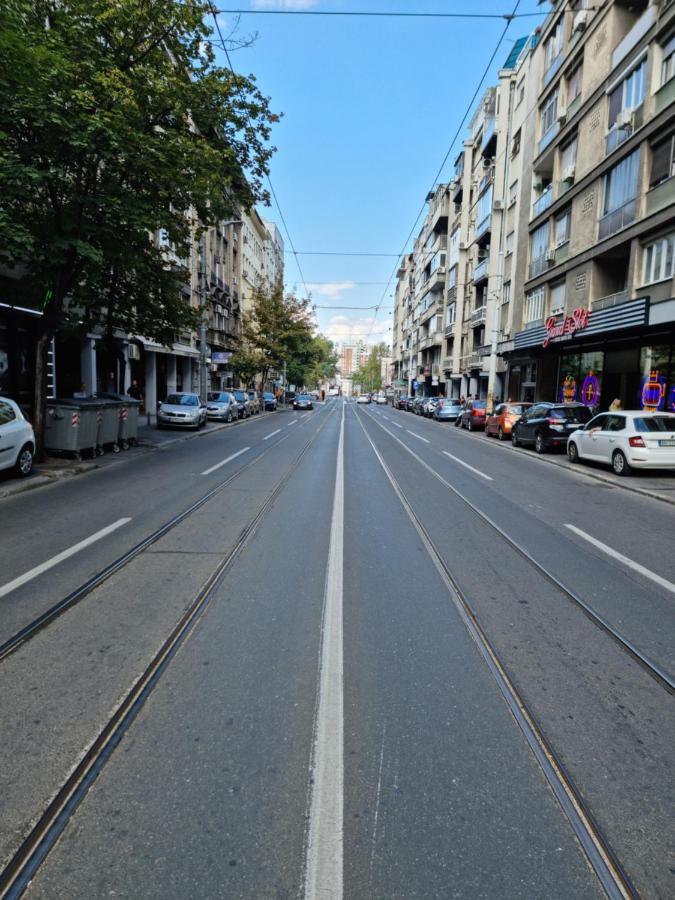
[405,397,417,412]
[232,389,251,418]
[485,402,532,440]
[0,397,35,477]
[247,390,261,415]
[294,394,314,410]
[567,411,675,475]
[413,396,427,415]
[356,394,371,405]
[375,394,388,405]
[262,392,277,411]
[511,402,593,453]
[423,397,440,417]
[396,396,409,410]
[206,391,239,422]
[434,399,463,422]
[459,399,487,431]
[284,391,297,406]
[157,393,207,429]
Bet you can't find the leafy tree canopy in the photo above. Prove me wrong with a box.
[352,343,389,393]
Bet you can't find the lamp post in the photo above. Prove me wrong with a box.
[199,231,208,402]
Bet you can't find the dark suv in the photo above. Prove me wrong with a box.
[511,402,593,453]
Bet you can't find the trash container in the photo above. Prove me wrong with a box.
[97,399,121,453]
[98,393,140,449]
[45,399,102,459]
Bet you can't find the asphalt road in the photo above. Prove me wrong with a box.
[0,397,672,899]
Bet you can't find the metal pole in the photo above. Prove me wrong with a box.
[199,232,208,402]
[283,359,287,408]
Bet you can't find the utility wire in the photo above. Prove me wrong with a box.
[208,5,311,301]
[214,8,588,20]
[364,0,522,343]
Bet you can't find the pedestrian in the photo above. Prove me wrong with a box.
[609,397,622,412]
[127,379,142,401]
[459,394,465,406]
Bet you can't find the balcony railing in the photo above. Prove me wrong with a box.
[598,198,636,240]
[473,258,489,283]
[612,4,656,70]
[471,305,487,326]
[532,185,553,218]
[468,352,482,369]
[481,117,497,157]
[442,357,453,372]
[606,124,631,155]
[444,323,455,337]
[591,291,628,312]
[529,254,551,279]
[475,213,491,242]
[543,51,563,88]
[539,121,560,154]
[646,177,675,216]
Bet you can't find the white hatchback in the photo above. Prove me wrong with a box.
[0,397,35,477]
[567,410,675,475]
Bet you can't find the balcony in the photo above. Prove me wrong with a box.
[591,291,628,312]
[612,4,656,70]
[444,323,456,338]
[475,213,491,245]
[532,186,553,219]
[419,332,443,351]
[479,168,493,194]
[473,257,489,284]
[529,254,552,279]
[442,357,454,372]
[656,76,675,115]
[598,198,636,240]
[646,177,675,216]
[543,51,563,88]
[539,121,560,155]
[447,285,457,304]
[481,117,497,157]
[471,305,487,327]
[468,352,482,369]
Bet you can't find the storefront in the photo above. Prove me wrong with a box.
[0,302,43,414]
[506,297,675,413]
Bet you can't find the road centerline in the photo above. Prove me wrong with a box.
[200,446,249,476]
[442,451,494,481]
[304,402,344,900]
[406,429,430,443]
[0,519,132,600]
[263,428,281,441]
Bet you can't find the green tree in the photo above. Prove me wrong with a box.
[300,336,338,390]
[229,347,266,388]
[353,343,389,393]
[0,0,277,452]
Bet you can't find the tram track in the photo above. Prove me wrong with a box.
[0,411,323,666]
[0,402,336,900]
[353,405,637,900]
[358,405,675,695]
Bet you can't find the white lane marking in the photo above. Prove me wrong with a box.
[200,446,249,475]
[263,428,281,441]
[442,451,494,481]
[406,429,430,444]
[305,401,344,900]
[0,519,132,600]
[287,419,298,427]
[300,413,310,419]
[382,415,390,421]
[564,524,675,597]
[392,421,403,429]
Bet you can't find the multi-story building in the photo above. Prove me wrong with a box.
[261,217,285,290]
[504,0,675,412]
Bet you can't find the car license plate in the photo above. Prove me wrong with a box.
[658,439,675,447]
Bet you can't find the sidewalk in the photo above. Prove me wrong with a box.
[0,409,282,501]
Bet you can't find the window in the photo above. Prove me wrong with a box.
[555,209,571,246]
[549,281,566,315]
[509,180,519,206]
[477,184,493,226]
[544,19,563,70]
[447,265,457,289]
[603,150,639,214]
[512,128,521,157]
[567,63,583,105]
[531,220,550,260]
[560,136,578,175]
[502,281,511,305]
[541,89,559,137]
[516,78,525,107]
[642,233,675,285]
[446,303,456,327]
[525,287,545,323]
[0,400,16,425]
[650,135,675,187]
[662,36,675,85]
[448,228,460,267]
[608,59,647,127]
[506,231,514,255]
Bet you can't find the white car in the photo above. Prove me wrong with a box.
[356,395,371,404]
[567,410,675,475]
[375,394,388,405]
[0,397,35,477]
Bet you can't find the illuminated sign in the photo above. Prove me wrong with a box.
[559,375,577,403]
[581,371,600,407]
[641,370,666,412]
[543,307,591,348]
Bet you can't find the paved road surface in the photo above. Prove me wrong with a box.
[0,398,672,898]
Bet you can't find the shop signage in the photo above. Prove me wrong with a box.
[542,308,590,348]
[212,351,232,363]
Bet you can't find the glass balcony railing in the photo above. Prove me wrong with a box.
[539,122,559,154]
[543,51,563,88]
[532,186,553,218]
[473,258,489,283]
[598,198,636,240]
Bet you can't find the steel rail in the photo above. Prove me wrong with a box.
[0,404,337,900]
[353,405,637,900]
[360,406,675,694]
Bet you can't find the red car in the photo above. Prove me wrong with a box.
[459,399,487,431]
[485,402,532,440]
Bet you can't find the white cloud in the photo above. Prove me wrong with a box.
[323,315,390,346]
[306,281,356,300]
[252,0,319,9]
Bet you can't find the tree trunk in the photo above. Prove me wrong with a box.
[33,332,51,462]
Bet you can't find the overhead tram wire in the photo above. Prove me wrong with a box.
[208,5,311,302]
[214,8,595,21]
[363,0,523,344]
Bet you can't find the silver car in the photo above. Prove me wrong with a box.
[157,393,207,429]
[206,391,239,422]
[434,399,463,422]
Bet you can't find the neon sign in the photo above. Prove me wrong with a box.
[670,385,675,412]
[560,375,577,403]
[543,307,591,348]
[641,370,665,412]
[581,371,600,407]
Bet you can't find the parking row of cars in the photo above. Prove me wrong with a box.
[395,395,675,476]
[158,389,278,429]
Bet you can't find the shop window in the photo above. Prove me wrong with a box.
[642,233,675,285]
[558,351,604,406]
[639,345,674,411]
[661,35,675,86]
[650,134,675,188]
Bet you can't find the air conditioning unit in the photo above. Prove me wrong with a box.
[573,10,588,33]
[557,107,567,124]
[562,164,576,182]
[482,157,494,170]
[493,200,504,211]
[545,248,556,262]
[616,108,633,129]
[459,242,467,250]
[533,179,543,192]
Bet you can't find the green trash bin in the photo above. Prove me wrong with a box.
[45,399,101,459]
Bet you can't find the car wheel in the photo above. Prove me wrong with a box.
[568,441,579,463]
[497,427,504,441]
[612,449,631,476]
[535,432,546,454]
[511,430,519,447]
[226,411,233,423]
[15,443,34,477]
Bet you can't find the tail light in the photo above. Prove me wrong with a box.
[629,436,646,448]
[547,417,564,431]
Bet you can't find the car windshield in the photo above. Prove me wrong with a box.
[550,406,593,422]
[634,415,675,432]
[507,404,527,414]
[298,395,311,401]
[263,393,274,399]
[233,391,247,401]
[165,394,197,406]
[207,393,229,402]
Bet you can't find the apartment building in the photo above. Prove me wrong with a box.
[504,0,675,412]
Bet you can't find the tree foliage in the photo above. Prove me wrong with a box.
[229,347,266,388]
[0,0,278,448]
[352,343,389,393]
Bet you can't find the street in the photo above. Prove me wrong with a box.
[0,396,672,899]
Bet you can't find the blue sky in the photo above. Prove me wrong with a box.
[213,0,546,346]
